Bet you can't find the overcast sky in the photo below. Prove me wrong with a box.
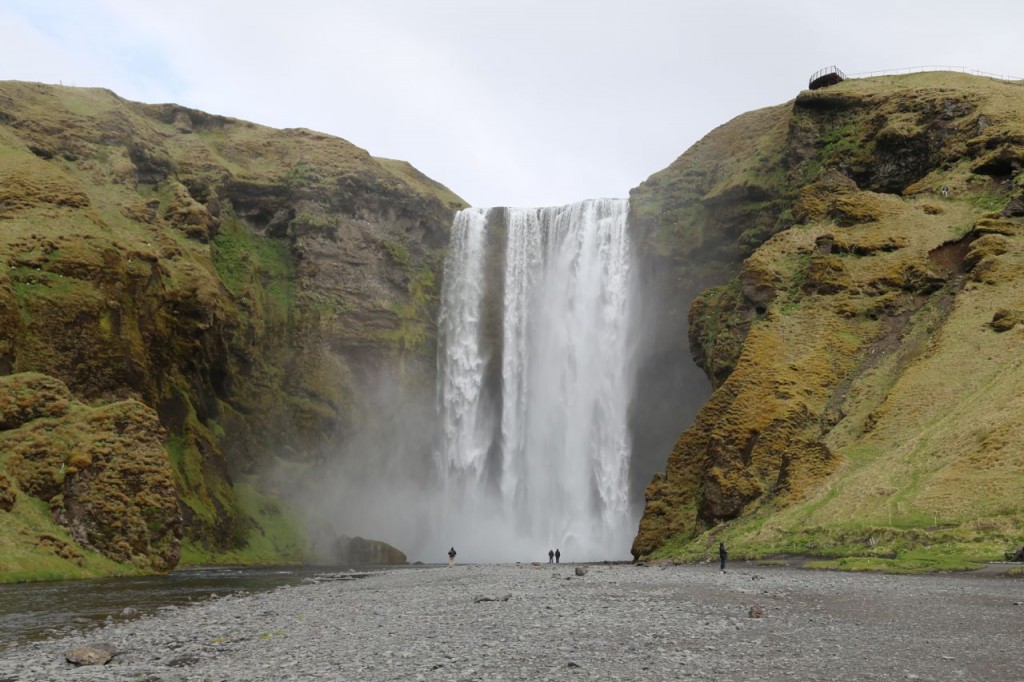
[2,0,1022,208]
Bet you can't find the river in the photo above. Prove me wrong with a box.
[0,565,379,650]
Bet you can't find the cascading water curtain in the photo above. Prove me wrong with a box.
[437,199,636,561]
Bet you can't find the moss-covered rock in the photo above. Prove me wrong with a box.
[0,473,16,512]
[990,308,1024,331]
[0,372,72,429]
[58,400,182,571]
[1,373,182,571]
[334,535,407,566]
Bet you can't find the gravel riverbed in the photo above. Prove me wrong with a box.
[1,562,1021,681]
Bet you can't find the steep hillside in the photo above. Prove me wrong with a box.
[631,72,1024,571]
[0,81,464,579]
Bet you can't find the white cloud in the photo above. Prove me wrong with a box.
[3,0,1024,206]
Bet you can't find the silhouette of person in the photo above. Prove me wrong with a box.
[555,548,561,564]
[548,549,554,564]
[719,542,728,570]
[448,546,457,567]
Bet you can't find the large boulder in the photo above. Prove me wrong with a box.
[333,535,407,565]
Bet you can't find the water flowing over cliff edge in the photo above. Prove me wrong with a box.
[436,199,638,561]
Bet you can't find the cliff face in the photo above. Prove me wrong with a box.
[0,81,464,577]
[632,73,1024,568]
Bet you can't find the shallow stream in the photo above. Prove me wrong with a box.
[0,565,376,650]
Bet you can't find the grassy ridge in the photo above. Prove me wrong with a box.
[633,72,1024,571]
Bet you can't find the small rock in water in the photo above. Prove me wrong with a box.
[568,661,581,668]
[122,606,137,616]
[66,642,116,666]
[748,605,765,618]
[575,566,587,576]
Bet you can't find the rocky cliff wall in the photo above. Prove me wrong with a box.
[0,81,463,577]
[631,72,1024,569]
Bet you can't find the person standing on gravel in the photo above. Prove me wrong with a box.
[548,549,554,563]
[448,546,457,567]
[555,549,561,564]
[719,542,728,570]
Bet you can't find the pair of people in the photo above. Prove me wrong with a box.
[547,548,561,564]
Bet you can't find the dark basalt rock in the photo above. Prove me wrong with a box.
[333,535,407,565]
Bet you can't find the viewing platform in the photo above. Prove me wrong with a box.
[808,66,846,90]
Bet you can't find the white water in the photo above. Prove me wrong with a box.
[437,198,637,562]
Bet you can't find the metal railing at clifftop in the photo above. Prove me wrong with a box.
[847,65,1023,81]
[808,64,1024,90]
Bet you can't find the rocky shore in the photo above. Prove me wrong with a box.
[1,562,1021,681]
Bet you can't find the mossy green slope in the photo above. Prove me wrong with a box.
[0,372,180,580]
[632,72,1024,571]
[0,81,465,580]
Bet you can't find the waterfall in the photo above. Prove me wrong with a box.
[437,198,636,561]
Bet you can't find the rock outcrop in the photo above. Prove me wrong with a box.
[1,372,181,571]
[632,72,1024,567]
[333,535,407,565]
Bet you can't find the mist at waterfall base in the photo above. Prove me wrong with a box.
[290,198,708,565]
